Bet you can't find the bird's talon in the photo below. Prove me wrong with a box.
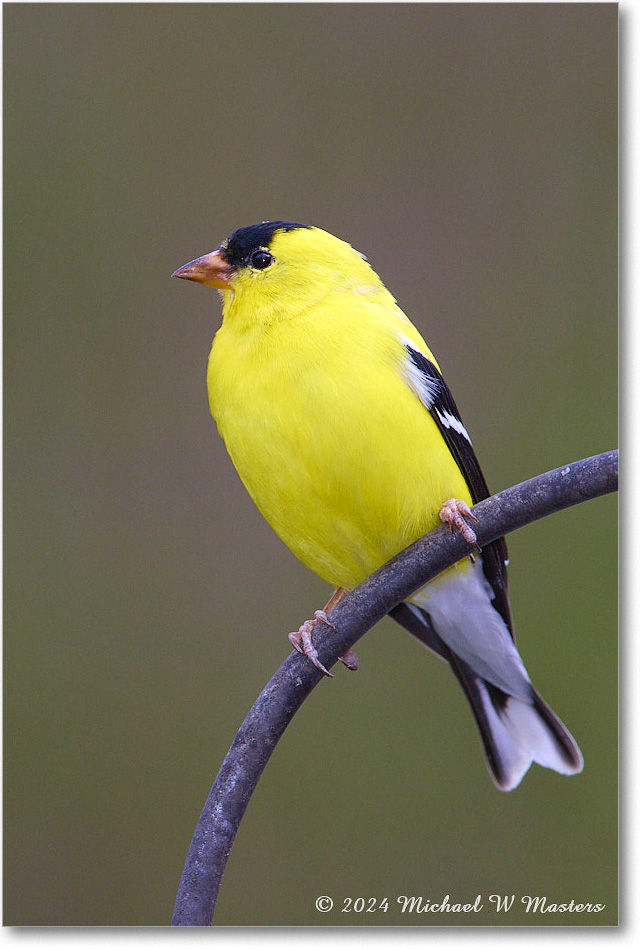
[439,498,480,547]
[340,648,359,671]
[287,630,306,655]
[309,652,334,678]
[313,609,338,632]
[289,615,335,677]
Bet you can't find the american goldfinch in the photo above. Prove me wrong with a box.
[173,221,583,791]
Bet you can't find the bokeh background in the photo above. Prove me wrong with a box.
[4,2,617,928]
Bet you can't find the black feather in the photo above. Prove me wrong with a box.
[390,602,513,788]
[221,221,309,268]
[403,345,513,637]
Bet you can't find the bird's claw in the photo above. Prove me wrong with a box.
[439,498,482,552]
[288,613,335,677]
[288,608,359,675]
[339,648,359,671]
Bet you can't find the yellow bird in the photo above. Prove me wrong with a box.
[173,221,583,791]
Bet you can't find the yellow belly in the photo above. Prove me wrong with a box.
[207,297,472,589]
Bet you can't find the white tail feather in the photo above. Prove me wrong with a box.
[407,559,583,790]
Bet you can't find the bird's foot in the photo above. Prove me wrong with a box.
[439,498,481,552]
[288,611,336,678]
[288,588,358,675]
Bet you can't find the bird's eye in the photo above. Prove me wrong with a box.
[250,249,273,270]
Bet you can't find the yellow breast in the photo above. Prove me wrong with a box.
[207,290,471,589]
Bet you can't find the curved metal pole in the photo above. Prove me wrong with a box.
[171,449,618,926]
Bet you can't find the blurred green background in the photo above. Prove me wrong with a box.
[4,2,617,928]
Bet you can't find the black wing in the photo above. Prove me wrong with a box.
[403,344,513,638]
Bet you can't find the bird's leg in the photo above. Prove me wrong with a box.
[323,587,359,670]
[288,587,358,677]
[439,498,482,553]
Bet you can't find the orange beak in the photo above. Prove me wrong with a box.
[171,248,234,289]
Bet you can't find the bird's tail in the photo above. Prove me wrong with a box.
[390,597,583,791]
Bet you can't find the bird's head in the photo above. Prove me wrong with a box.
[172,221,388,326]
